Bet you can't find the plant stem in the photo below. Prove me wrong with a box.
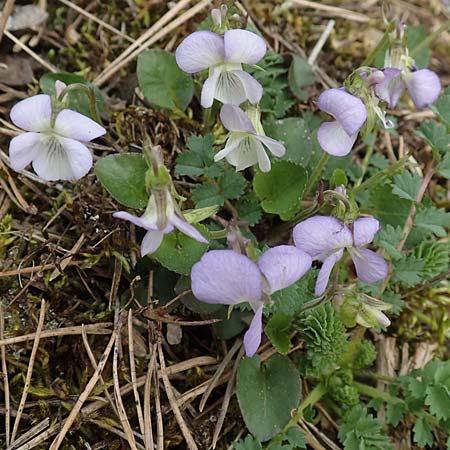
[361,24,394,66]
[356,371,395,383]
[411,19,450,57]
[58,83,102,124]
[305,153,330,197]
[354,142,374,188]
[353,381,404,404]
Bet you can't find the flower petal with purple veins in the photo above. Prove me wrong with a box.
[224,29,266,65]
[353,217,380,247]
[317,88,367,135]
[10,94,52,132]
[243,306,264,357]
[314,250,344,296]
[258,245,312,294]
[225,136,261,171]
[232,70,264,105]
[215,69,247,105]
[374,68,404,108]
[54,110,106,142]
[32,136,92,181]
[220,104,256,133]
[404,69,441,108]
[254,135,286,157]
[141,229,165,256]
[348,247,389,284]
[170,214,208,244]
[317,121,358,156]
[293,215,353,261]
[191,250,263,306]
[9,132,42,171]
[175,31,225,73]
[214,134,244,163]
[254,141,271,172]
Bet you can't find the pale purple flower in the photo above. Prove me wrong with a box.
[114,190,208,256]
[191,246,312,356]
[375,68,441,108]
[293,216,388,296]
[175,29,266,108]
[215,104,285,172]
[316,88,368,156]
[9,94,105,181]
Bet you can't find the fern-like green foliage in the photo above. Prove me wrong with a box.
[299,304,349,377]
[353,340,377,370]
[414,241,449,279]
[328,370,360,409]
[338,405,393,450]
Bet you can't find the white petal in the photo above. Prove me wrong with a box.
[32,136,92,181]
[220,104,255,133]
[141,230,165,256]
[175,30,225,73]
[8,132,42,171]
[225,135,261,171]
[54,110,106,142]
[10,94,52,132]
[255,143,271,172]
[254,135,286,157]
[233,70,264,105]
[243,306,264,357]
[214,134,244,162]
[170,214,208,244]
[215,69,247,105]
[201,69,220,108]
[224,29,266,64]
[315,250,343,296]
[317,121,358,156]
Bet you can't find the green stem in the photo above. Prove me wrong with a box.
[356,371,395,383]
[354,142,374,188]
[411,19,450,57]
[353,381,404,404]
[208,229,228,239]
[361,24,394,66]
[353,154,410,195]
[299,295,327,313]
[58,83,102,124]
[305,153,330,198]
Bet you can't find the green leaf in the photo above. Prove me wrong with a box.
[265,313,292,355]
[414,205,450,238]
[40,72,104,119]
[253,161,308,220]
[285,427,307,449]
[390,255,424,286]
[192,183,224,208]
[236,194,262,226]
[369,184,411,228]
[413,414,434,448]
[415,121,450,154]
[175,134,216,177]
[137,49,193,111]
[236,355,302,442]
[407,26,429,68]
[288,55,315,101]
[329,168,348,189]
[414,242,449,279]
[95,154,148,209]
[152,225,209,275]
[431,86,450,128]
[392,172,422,201]
[374,225,404,260]
[438,153,450,179]
[234,435,263,450]
[386,401,407,427]
[425,384,450,420]
[219,170,246,200]
[264,118,313,167]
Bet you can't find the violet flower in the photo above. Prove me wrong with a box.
[175,29,266,108]
[316,88,368,156]
[215,104,285,172]
[114,190,208,256]
[9,94,105,181]
[191,246,312,356]
[293,216,388,296]
[375,67,441,108]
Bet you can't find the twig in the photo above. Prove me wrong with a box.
[158,340,199,450]
[154,356,164,450]
[0,322,112,347]
[49,234,85,281]
[212,346,245,448]
[128,310,146,443]
[0,260,83,278]
[6,418,49,450]
[11,300,47,443]
[143,343,157,450]
[1,301,11,447]
[48,328,117,450]
[0,0,15,44]
[308,20,335,66]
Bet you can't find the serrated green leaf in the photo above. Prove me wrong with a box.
[369,184,411,228]
[137,49,193,111]
[192,183,224,208]
[438,153,450,179]
[415,121,450,154]
[413,414,434,448]
[236,194,262,226]
[253,161,308,220]
[265,313,292,355]
[330,168,348,188]
[285,427,307,449]
[40,72,104,119]
[414,242,449,279]
[414,205,450,238]
[175,134,216,177]
[431,86,450,128]
[237,355,302,442]
[386,401,407,427]
[288,55,315,101]
[264,118,313,167]
[392,172,422,201]
[390,255,424,286]
[219,170,246,199]
[425,384,450,420]
[95,154,148,209]
[152,225,209,275]
[374,224,404,260]
[234,435,263,450]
